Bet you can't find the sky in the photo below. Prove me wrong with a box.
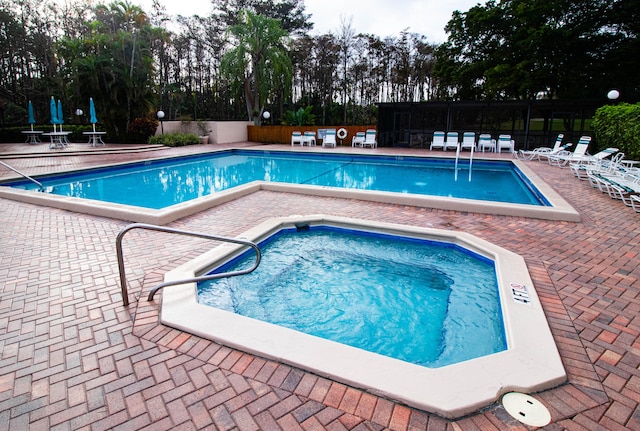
[138,0,481,43]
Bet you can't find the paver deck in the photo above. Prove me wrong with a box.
[1,141,639,430]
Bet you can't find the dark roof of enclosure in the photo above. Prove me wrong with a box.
[376,99,607,149]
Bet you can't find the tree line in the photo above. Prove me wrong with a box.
[0,0,637,140]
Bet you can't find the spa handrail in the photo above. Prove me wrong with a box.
[116,223,261,306]
[0,160,44,191]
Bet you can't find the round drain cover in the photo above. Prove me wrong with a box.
[502,392,551,426]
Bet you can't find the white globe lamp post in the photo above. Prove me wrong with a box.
[607,89,620,101]
[157,110,165,134]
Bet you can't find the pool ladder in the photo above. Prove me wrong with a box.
[0,160,44,191]
[116,223,261,306]
[454,143,474,182]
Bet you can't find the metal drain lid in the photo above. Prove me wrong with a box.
[502,392,551,426]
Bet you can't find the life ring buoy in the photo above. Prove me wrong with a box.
[337,128,348,140]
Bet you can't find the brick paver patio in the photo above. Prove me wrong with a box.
[1,141,639,430]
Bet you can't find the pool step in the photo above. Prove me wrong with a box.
[0,144,166,159]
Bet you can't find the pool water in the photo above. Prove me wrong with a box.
[198,226,507,368]
[6,150,549,209]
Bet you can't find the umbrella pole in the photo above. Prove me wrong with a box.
[93,123,96,133]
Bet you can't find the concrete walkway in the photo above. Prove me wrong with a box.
[1,142,639,430]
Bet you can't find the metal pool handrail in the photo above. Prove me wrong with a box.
[454,142,475,182]
[0,160,44,191]
[116,223,261,306]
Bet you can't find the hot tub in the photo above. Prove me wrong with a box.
[159,214,566,418]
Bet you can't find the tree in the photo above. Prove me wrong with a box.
[57,1,159,138]
[434,0,640,101]
[221,9,292,124]
[336,17,356,124]
[212,0,312,35]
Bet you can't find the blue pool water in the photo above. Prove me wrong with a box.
[4,150,549,209]
[198,226,507,368]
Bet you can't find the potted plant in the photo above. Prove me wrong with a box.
[197,120,211,144]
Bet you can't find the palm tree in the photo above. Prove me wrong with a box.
[221,10,292,124]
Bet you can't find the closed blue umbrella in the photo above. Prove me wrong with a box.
[50,96,58,132]
[89,97,98,132]
[28,100,35,131]
[57,100,64,130]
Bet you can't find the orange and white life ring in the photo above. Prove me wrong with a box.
[337,128,348,140]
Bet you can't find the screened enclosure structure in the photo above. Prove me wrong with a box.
[377,99,605,150]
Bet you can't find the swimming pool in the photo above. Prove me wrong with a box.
[0,149,580,223]
[198,225,506,369]
[161,215,566,418]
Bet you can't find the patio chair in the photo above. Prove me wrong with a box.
[323,129,337,147]
[547,137,591,167]
[497,135,515,153]
[352,132,365,147]
[593,171,640,207]
[515,134,565,160]
[631,195,640,213]
[361,129,377,148]
[291,131,304,146]
[569,149,622,180]
[303,131,316,146]
[430,131,445,150]
[477,134,496,152]
[587,171,640,212]
[461,132,476,151]
[444,132,459,151]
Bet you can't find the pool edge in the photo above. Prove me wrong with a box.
[0,151,581,224]
[159,214,567,419]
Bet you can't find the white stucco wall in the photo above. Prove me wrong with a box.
[156,121,252,144]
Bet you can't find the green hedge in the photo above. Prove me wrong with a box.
[592,103,640,160]
[148,132,201,146]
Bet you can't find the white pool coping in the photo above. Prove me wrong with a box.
[160,214,567,419]
[0,150,580,224]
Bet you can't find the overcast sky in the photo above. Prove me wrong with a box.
[305,0,480,42]
[140,0,481,43]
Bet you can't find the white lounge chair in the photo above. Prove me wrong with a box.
[303,131,316,146]
[323,129,337,147]
[430,131,445,150]
[352,132,365,147]
[477,134,495,152]
[585,147,619,162]
[291,131,304,146]
[569,149,621,179]
[461,132,476,151]
[547,137,591,167]
[589,171,640,207]
[516,134,565,160]
[631,195,640,213]
[361,129,377,148]
[497,135,515,153]
[444,132,459,151]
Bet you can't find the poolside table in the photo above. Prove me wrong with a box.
[42,132,71,149]
[21,130,43,144]
[83,131,106,147]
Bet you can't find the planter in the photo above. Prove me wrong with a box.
[200,135,210,145]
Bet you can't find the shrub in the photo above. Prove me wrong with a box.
[281,106,315,126]
[592,103,640,160]
[148,132,201,146]
[128,118,159,142]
